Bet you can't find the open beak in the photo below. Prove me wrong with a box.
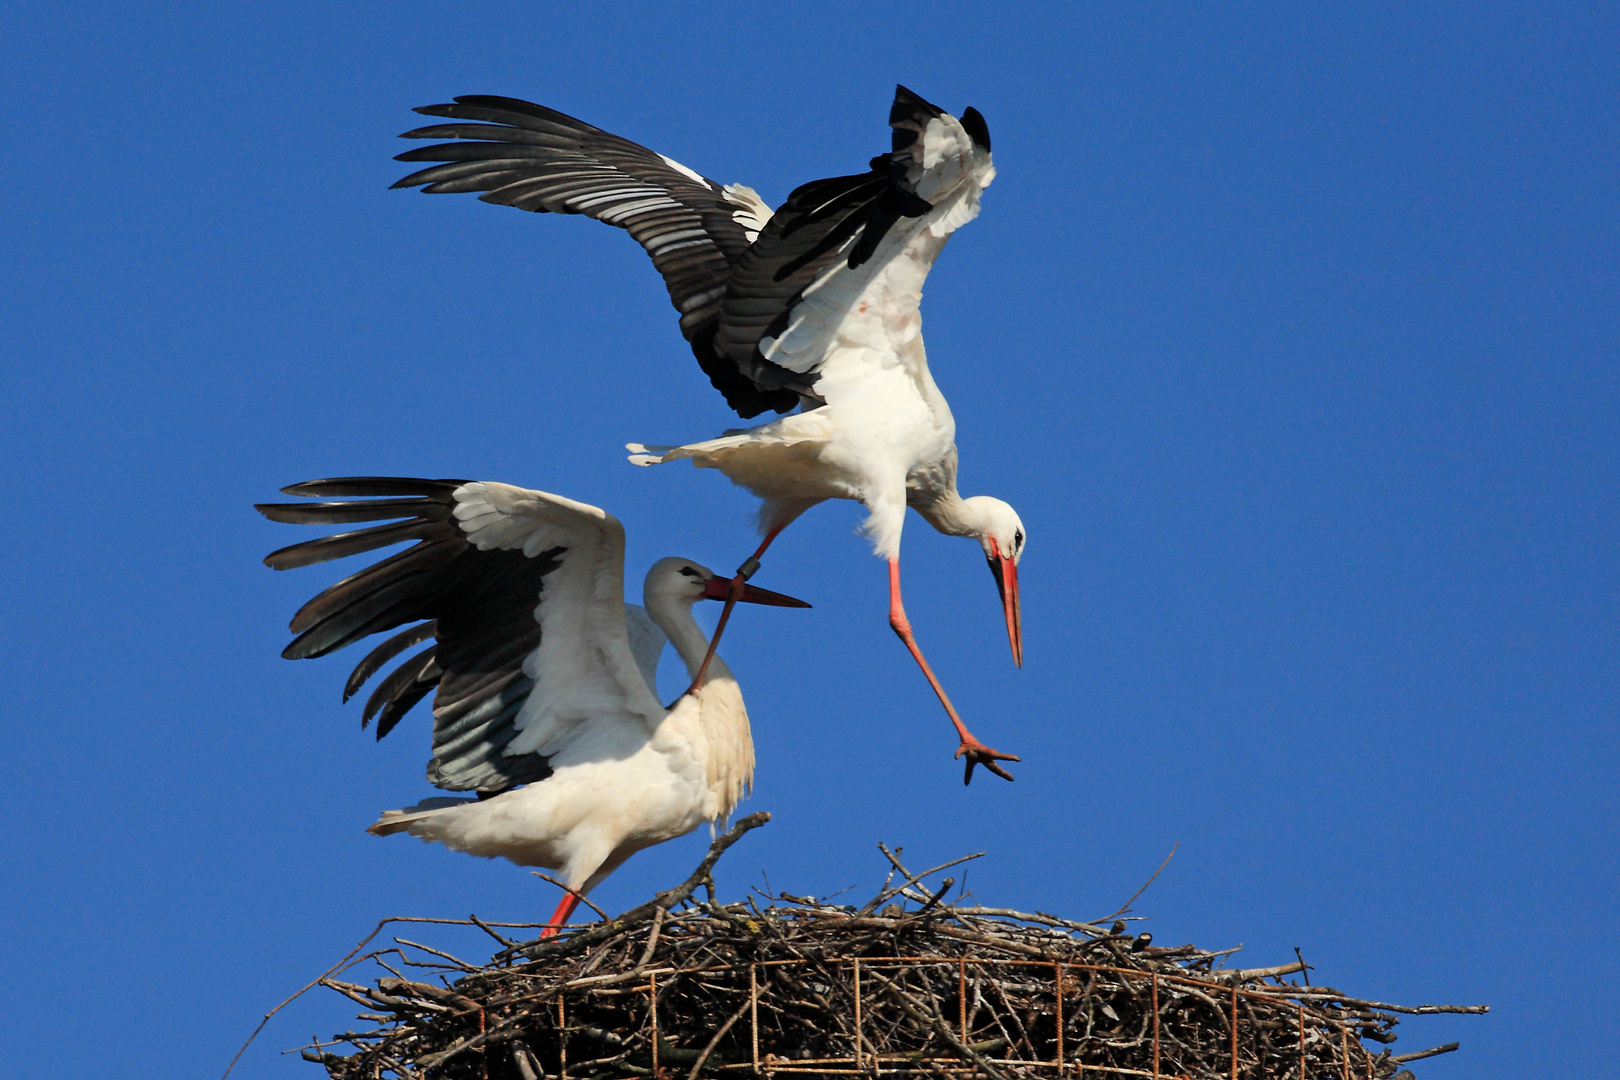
[702,577,811,608]
[987,542,1023,667]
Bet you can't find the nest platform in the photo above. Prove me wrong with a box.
[287,814,1484,1080]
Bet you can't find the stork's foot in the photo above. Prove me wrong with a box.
[955,739,1020,785]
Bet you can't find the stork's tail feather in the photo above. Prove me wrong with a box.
[626,442,681,467]
[368,797,475,836]
[626,436,760,468]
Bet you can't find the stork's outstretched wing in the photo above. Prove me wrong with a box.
[393,96,798,418]
[258,477,662,794]
[391,87,992,415]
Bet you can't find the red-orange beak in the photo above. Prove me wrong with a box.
[987,542,1022,667]
[702,577,811,608]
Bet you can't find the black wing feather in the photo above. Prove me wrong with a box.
[365,646,441,738]
[263,517,449,571]
[394,96,797,418]
[281,477,464,499]
[346,621,437,702]
[281,535,461,638]
[257,478,559,793]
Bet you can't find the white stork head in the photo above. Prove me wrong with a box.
[643,557,811,611]
[961,496,1026,668]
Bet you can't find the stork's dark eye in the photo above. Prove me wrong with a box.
[1014,529,1024,550]
[678,566,701,578]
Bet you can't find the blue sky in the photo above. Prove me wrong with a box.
[2,3,1615,1077]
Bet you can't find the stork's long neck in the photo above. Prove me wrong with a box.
[644,596,732,684]
[914,487,979,540]
[640,589,753,821]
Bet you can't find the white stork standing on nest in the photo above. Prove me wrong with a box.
[257,477,808,936]
[393,85,1024,782]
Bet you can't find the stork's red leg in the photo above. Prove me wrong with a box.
[539,891,582,940]
[684,525,789,697]
[887,559,1020,784]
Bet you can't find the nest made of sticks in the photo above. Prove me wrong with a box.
[287,814,1484,1080]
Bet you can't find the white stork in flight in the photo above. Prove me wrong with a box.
[394,85,1024,782]
[257,477,808,936]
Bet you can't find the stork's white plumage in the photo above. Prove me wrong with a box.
[258,477,807,935]
[393,86,1023,782]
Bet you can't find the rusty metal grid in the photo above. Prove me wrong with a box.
[548,955,1379,1080]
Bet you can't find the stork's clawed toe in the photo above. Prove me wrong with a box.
[955,740,1020,784]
